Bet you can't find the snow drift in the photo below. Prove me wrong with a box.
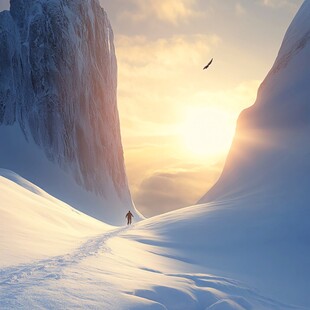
[0,0,140,224]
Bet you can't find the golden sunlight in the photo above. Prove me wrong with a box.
[180,107,236,158]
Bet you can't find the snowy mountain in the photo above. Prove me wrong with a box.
[0,0,141,224]
[1,1,310,309]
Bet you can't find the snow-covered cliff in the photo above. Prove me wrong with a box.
[199,0,310,204]
[0,0,140,224]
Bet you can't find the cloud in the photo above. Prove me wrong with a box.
[235,3,247,16]
[119,0,202,25]
[116,34,220,69]
[121,76,260,217]
[107,2,271,218]
[260,0,298,8]
[133,163,224,217]
[116,33,221,129]
[115,33,260,218]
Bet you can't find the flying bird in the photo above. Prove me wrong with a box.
[203,58,213,70]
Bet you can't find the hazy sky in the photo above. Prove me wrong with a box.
[0,0,303,217]
[99,0,303,217]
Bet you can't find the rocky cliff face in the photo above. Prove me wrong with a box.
[0,0,140,224]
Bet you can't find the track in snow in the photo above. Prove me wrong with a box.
[0,226,304,310]
[0,227,128,287]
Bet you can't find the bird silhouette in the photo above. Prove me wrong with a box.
[203,58,213,70]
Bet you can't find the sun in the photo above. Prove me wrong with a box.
[179,107,236,158]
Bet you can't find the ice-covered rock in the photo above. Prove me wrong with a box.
[0,0,141,224]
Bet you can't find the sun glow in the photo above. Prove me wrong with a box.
[180,107,236,158]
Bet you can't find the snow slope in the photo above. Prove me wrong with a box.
[0,0,141,224]
[0,172,302,309]
[188,5,310,305]
[0,169,111,268]
[122,1,310,307]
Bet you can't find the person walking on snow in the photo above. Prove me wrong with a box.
[126,211,134,225]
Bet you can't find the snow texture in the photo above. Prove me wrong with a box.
[0,0,141,224]
[0,171,303,309]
